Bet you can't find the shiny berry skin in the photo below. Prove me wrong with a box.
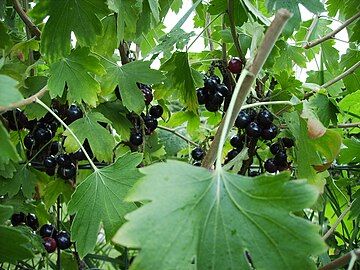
[191,147,204,161]
[50,141,60,155]
[247,109,257,121]
[230,135,244,149]
[281,137,295,148]
[228,57,242,74]
[205,100,221,112]
[216,84,230,97]
[204,77,218,92]
[261,124,278,141]
[44,155,56,169]
[58,164,76,180]
[269,143,281,155]
[227,149,239,161]
[264,159,277,173]
[197,88,208,105]
[66,105,83,124]
[130,132,143,146]
[149,105,164,118]
[34,127,53,144]
[235,111,251,129]
[40,224,57,238]
[43,237,57,253]
[210,75,221,84]
[26,213,39,230]
[73,148,86,161]
[257,110,274,128]
[11,212,26,226]
[24,134,36,150]
[246,122,262,138]
[46,167,56,176]
[274,151,287,167]
[3,109,28,130]
[56,154,72,166]
[56,231,71,250]
[144,115,158,134]
[141,86,153,105]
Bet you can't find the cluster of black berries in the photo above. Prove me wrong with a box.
[196,75,230,112]
[264,137,294,173]
[11,212,39,230]
[39,224,71,253]
[191,147,205,166]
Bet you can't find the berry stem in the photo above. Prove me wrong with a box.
[157,125,199,147]
[241,100,294,110]
[12,0,41,38]
[227,0,245,63]
[35,98,98,172]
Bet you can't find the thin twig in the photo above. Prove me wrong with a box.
[205,13,214,51]
[158,125,198,147]
[242,100,293,110]
[304,11,360,49]
[12,0,41,38]
[318,249,360,270]
[303,15,319,47]
[227,0,245,62]
[332,122,360,128]
[202,9,292,168]
[0,86,48,112]
[322,202,352,240]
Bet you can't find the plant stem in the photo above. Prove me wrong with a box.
[322,202,352,240]
[304,11,360,49]
[303,15,319,47]
[157,125,198,147]
[0,86,48,112]
[12,0,41,38]
[227,0,245,62]
[35,98,98,172]
[202,9,292,168]
[242,100,293,110]
[205,13,214,51]
[318,249,360,270]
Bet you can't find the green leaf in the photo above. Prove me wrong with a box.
[340,50,360,94]
[157,129,187,157]
[339,89,360,116]
[41,0,108,62]
[0,204,13,224]
[308,94,339,126]
[48,47,106,107]
[63,112,115,162]
[161,52,199,112]
[0,21,11,49]
[102,60,164,114]
[0,226,35,262]
[68,153,143,257]
[43,180,74,209]
[321,41,339,75]
[114,161,325,269]
[0,123,20,166]
[273,41,306,73]
[0,74,23,107]
[338,138,360,164]
[306,70,344,97]
[92,15,118,57]
[266,0,325,36]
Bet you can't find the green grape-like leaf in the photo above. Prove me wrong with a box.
[338,138,360,164]
[0,21,11,49]
[43,179,74,210]
[68,153,143,257]
[48,47,106,107]
[340,50,360,94]
[114,161,326,270]
[41,0,108,62]
[0,75,23,107]
[0,123,20,167]
[63,112,115,162]
[0,204,13,224]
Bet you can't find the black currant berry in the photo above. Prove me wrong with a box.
[73,148,86,161]
[264,159,277,173]
[144,115,158,134]
[269,143,281,155]
[191,147,204,161]
[197,88,208,105]
[44,155,57,169]
[228,57,243,74]
[26,213,39,230]
[49,121,59,133]
[56,154,72,166]
[50,141,60,155]
[205,100,221,112]
[11,212,26,226]
[204,77,218,92]
[235,111,251,129]
[210,75,221,84]
[33,127,53,144]
[230,135,244,149]
[261,124,278,141]
[216,84,230,97]
[281,137,295,148]
[3,109,28,130]
[40,224,57,238]
[58,164,76,180]
[257,110,274,128]
[149,105,164,119]
[24,134,36,150]
[45,167,56,176]
[43,237,57,253]
[56,231,71,250]
[130,132,143,146]
[226,149,239,161]
[141,86,153,105]
[246,122,262,138]
[25,119,37,130]
[66,105,83,124]
[274,151,287,167]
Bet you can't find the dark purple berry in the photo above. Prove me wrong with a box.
[33,127,53,144]
[197,88,208,105]
[257,110,273,128]
[281,137,295,148]
[226,149,239,161]
[204,77,218,92]
[274,151,287,167]
[141,86,153,105]
[73,148,86,161]
[264,159,277,173]
[144,115,158,134]
[191,147,204,161]
[149,105,164,118]
[58,164,76,180]
[45,167,56,176]
[246,122,262,138]
[11,212,25,226]
[56,231,71,250]
[205,100,221,112]
[24,134,36,150]
[228,57,243,74]
[25,213,39,230]
[210,75,221,84]
[261,124,278,141]
[235,111,251,129]
[50,141,60,155]
[43,237,57,253]
[130,132,143,146]
[230,135,244,149]
[40,224,57,238]
[66,105,83,124]
[44,155,56,169]
[216,84,230,97]
[269,143,281,155]
[56,154,72,166]
[210,91,224,105]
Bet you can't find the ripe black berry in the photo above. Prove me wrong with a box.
[205,100,221,112]
[264,159,277,173]
[197,88,208,105]
[149,105,164,118]
[44,155,56,169]
[11,212,25,226]
[261,124,278,141]
[56,154,72,166]
[257,110,274,128]
[204,77,217,92]
[235,111,251,129]
[281,137,295,148]
[210,75,221,84]
[230,135,244,149]
[216,84,230,97]
[66,105,83,124]
[143,115,158,134]
[33,127,53,144]
[58,164,76,180]
[56,231,71,250]
[73,148,86,161]
[274,151,287,167]
[228,57,242,74]
[269,143,281,155]
[50,141,60,155]
[43,237,57,253]
[24,134,36,150]
[4,109,28,130]
[246,122,262,138]
[226,149,239,161]
[45,167,56,176]
[191,147,204,161]
[130,132,143,146]
[26,213,39,230]
[141,86,153,105]
[40,224,57,238]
